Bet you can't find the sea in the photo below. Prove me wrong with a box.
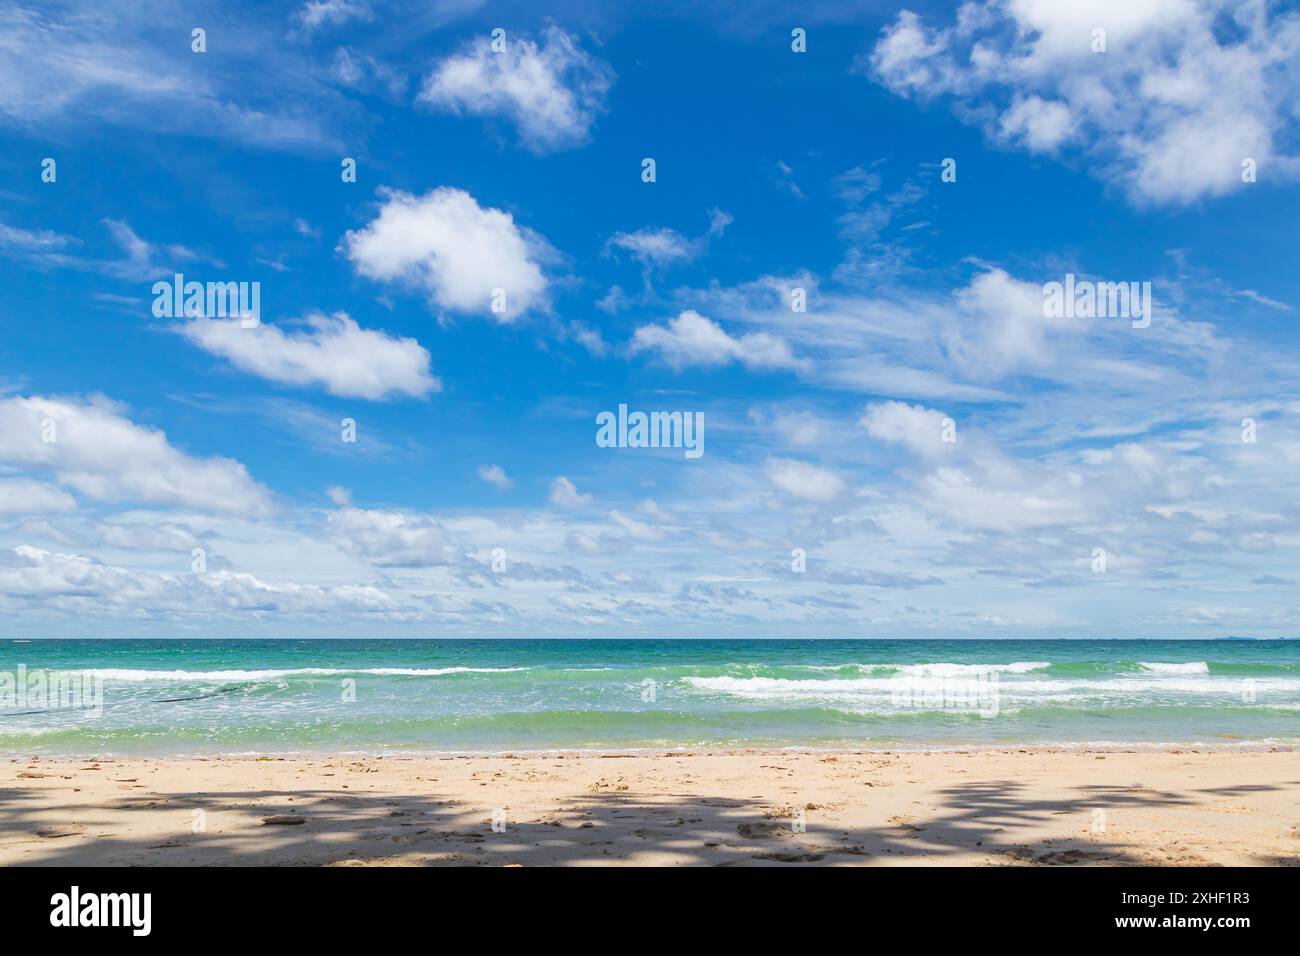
[1,638,1296,755]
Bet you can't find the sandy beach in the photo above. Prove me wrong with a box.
[2,749,1296,866]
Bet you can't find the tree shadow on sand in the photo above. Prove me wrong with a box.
[4,771,1295,866]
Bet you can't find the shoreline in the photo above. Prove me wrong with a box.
[4,749,1297,866]
[3,740,1296,761]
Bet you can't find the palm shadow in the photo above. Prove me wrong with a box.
[6,768,1294,866]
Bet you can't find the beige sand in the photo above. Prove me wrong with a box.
[1,749,1297,866]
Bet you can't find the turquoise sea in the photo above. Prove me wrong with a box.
[1,639,1297,755]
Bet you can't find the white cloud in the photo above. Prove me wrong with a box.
[418,26,613,152]
[330,46,407,98]
[0,395,270,515]
[565,530,599,554]
[860,403,1108,533]
[607,509,663,541]
[327,507,457,567]
[0,5,338,150]
[630,310,807,373]
[638,499,672,521]
[566,321,609,357]
[0,479,77,515]
[0,222,76,256]
[938,268,1072,378]
[911,459,1094,534]
[179,311,439,400]
[596,285,630,314]
[606,228,696,269]
[860,401,953,459]
[4,392,1300,635]
[343,187,549,322]
[999,94,1073,150]
[775,160,806,198]
[1,218,216,281]
[0,545,402,618]
[763,457,847,502]
[866,1,1300,205]
[1234,289,1292,312]
[605,208,732,273]
[550,476,591,508]
[98,521,204,553]
[683,266,1184,401]
[478,464,511,489]
[770,410,824,446]
[295,0,372,33]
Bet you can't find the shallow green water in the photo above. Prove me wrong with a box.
[0,639,1296,754]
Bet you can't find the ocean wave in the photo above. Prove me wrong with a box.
[1136,661,1210,674]
[802,661,1050,676]
[683,675,966,696]
[71,666,529,682]
[900,661,1051,676]
[682,674,1300,699]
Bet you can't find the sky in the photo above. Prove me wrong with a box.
[1,0,1299,638]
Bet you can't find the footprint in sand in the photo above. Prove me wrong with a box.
[737,821,794,839]
[1035,848,1118,864]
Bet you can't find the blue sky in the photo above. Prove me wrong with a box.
[1,0,1299,637]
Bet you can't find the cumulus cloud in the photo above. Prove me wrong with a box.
[630,310,807,373]
[342,187,549,322]
[750,407,826,447]
[0,545,401,618]
[549,476,591,508]
[179,311,439,400]
[914,461,1094,534]
[999,94,1073,151]
[92,520,205,553]
[327,507,457,567]
[939,268,1102,379]
[860,401,954,459]
[865,1,1300,205]
[861,403,1100,533]
[478,464,511,489]
[770,411,824,447]
[0,395,270,515]
[418,26,613,152]
[763,457,847,502]
[0,479,77,515]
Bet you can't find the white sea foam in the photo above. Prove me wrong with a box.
[75,666,528,682]
[897,661,1050,676]
[682,673,1300,701]
[1136,661,1209,674]
[685,676,898,695]
[801,661,1050,675]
